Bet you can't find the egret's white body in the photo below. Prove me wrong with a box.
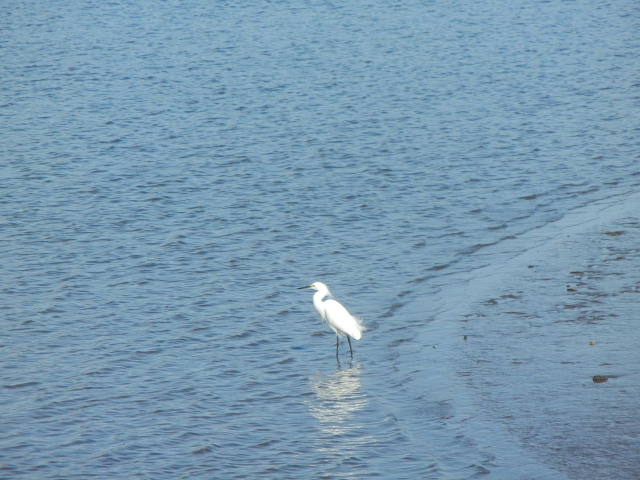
[299,282,365,358]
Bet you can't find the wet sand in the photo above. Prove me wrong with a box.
[424,192,640,479]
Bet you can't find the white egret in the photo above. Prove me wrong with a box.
[298,282,365,359]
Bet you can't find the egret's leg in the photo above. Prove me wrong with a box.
[347,336,353,358]
[336,335,340,359]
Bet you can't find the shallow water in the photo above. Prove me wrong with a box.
[416,195,640,480]
[2,0,639,478]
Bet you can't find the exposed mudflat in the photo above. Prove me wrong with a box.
[425,194,640,480]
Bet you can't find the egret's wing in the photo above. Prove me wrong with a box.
[323,299,364,340]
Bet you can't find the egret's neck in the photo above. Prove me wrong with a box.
[313,290,327,311]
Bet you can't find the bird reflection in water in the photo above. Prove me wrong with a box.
[308,363,367,436]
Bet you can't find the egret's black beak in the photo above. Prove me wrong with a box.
[297,285,310,289]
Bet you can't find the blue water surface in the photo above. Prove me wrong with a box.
[2,0,639,478]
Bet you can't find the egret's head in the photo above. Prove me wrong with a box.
[298,282,331,296]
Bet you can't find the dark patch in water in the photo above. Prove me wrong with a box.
[380,302,405,318]
[3,382,39,389]
[427,264,449,272]
[192,447,212,455]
